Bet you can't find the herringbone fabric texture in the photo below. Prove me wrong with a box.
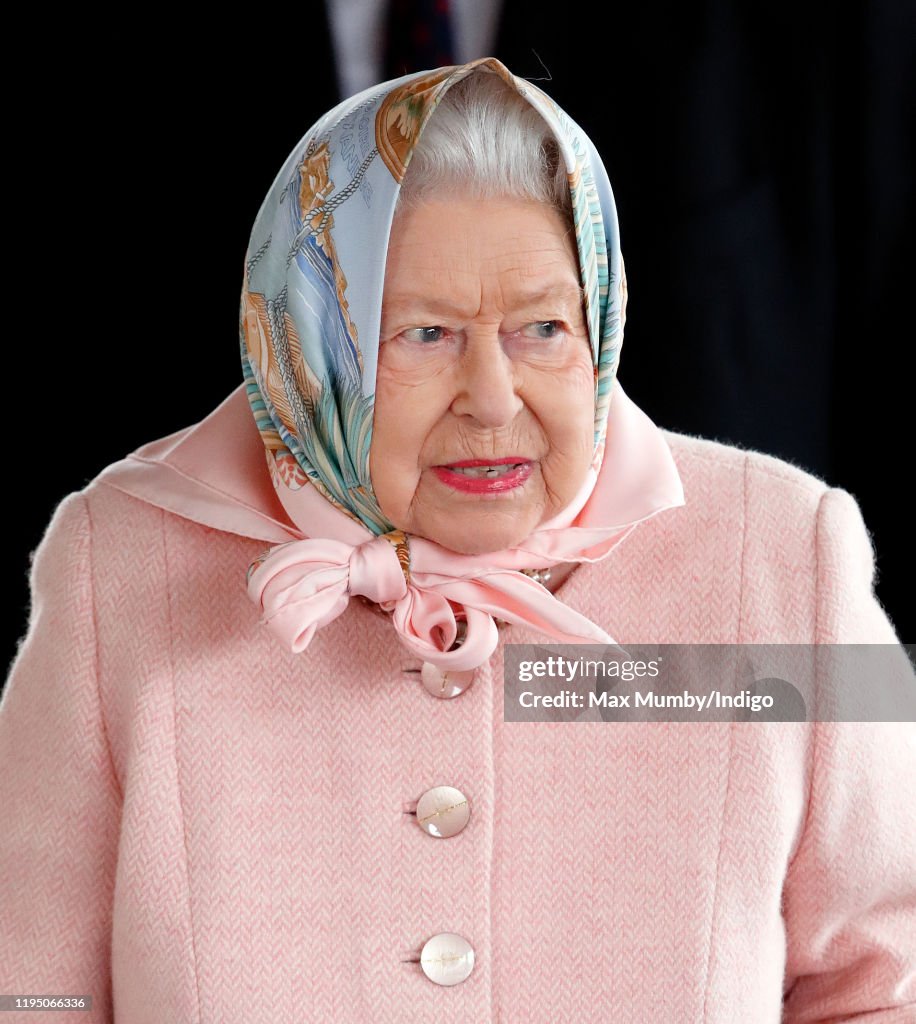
[2,430,914,1023]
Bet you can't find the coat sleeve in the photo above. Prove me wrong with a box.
[0,492,120,1023]
[781,487,916,1022]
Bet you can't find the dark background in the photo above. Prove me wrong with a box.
[5,1,913,684]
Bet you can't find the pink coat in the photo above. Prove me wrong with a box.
[2,384,914,1023]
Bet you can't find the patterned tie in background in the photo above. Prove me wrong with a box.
[383,0,456,79]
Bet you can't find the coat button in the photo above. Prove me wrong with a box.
[420,662,475,699]
[420,932,475,985]
[415,785,470,838]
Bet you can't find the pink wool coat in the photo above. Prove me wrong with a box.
[1,384,914,1023]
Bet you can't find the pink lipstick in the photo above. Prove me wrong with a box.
[432,458,533,495]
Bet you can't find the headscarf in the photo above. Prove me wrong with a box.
[239,57,685,671]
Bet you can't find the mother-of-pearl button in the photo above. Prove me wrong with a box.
[420,663,475,698]
[419,932,475,985]
[415,785,471,838]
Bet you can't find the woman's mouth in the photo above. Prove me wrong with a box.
[432,458,534,494]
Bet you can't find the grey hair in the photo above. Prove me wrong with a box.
[394,70,573,223]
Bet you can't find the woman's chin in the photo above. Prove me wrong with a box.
[381,487,552,554]
[418,516,538,555]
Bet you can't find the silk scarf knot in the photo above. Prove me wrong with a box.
[245,524,626,672]
[246,532,411,643]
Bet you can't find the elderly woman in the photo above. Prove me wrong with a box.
[1,59,914,1023]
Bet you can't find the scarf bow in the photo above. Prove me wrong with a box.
[246,529,618,672]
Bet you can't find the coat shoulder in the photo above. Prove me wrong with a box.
[659,426,832,518]
[603,427,841,642]
[80,476,173,551]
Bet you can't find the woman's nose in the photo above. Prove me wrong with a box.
[450,332,524,428]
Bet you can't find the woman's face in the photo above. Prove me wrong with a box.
[371,196,595,555]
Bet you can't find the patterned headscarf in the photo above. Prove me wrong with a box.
[240,58,683,671]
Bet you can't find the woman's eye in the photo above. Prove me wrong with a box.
[521,320,564,340]
[402,326,445,343]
